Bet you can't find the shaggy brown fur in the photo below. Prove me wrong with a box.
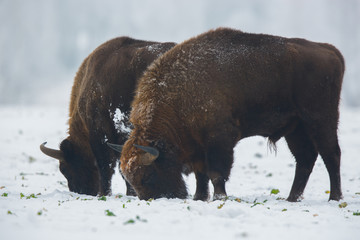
[40,37,175,196]
[118,28,345,201]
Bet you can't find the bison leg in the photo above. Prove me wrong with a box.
[321,143,342,201]
[211,176,227,200]
[124,174,137,196]
[285,123,318,202]
[91,132,138,196]
[193,172,210,201]
[207,146,234,201]
[312,125,342,201]
[90,138,115,196]
[88,112,117,195]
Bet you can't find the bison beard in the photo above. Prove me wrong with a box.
[40,37,175,196]
[110,27,345,202]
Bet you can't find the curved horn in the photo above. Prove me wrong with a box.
[40,142,64,161]
[134,144,159,158]
[107,142,124,153]
[134,144,159,165]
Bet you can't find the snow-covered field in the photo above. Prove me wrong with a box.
[0,105,359,239]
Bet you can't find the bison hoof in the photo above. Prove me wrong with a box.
[126,188,137,197]
[286,193,304,202]
[193,193,209,201]
[286,197,301,202]
[213,193,227,201]
[329,193,343,202]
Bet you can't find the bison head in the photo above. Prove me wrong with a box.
[40,140,100,196]
[108,141,187,200]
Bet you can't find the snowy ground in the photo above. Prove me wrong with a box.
[0,105,359,240]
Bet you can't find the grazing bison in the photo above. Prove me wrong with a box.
[40,37,175,196]
[108,28,345,202]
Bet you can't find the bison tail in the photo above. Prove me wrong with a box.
[267,136,280,155]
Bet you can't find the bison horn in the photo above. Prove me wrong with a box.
[133,144,159,165]
[107,142,124,153]
[40,142,65,161]
[133,144,159,158]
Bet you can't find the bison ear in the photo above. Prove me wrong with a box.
[134,144,159,165]
[139,153,158,166]
[107,142,124,153]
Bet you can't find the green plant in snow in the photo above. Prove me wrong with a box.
[124,215,147,225]
[37,208,47,216]
[98,196,107,201]
[105,210,116,216]
[124,219,135,225]
[20,193,41,199]
[136,215,147,222]
[28,156,36,163]
[339,202,348,208]
[270,189,280,195]
[217,202,225,209]
[250,199,268,208]
[26,193,38,199]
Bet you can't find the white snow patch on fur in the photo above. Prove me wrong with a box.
[111,108,131,134]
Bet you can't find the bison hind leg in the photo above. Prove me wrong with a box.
[311,123,343,201]
[285,122,318,202]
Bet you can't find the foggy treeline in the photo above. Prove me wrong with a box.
[0,0,359,107]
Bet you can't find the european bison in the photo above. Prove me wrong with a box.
[40,37,175,196]
[108,28,345,202]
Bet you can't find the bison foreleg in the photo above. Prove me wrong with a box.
[89,131,115,196]
[206,149,233,200]
[94,144,115,196]
[193,172,210,201]
[124,176,137,196]
[211,176,227,201]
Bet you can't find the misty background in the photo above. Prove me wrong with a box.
[1,0,359,107]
